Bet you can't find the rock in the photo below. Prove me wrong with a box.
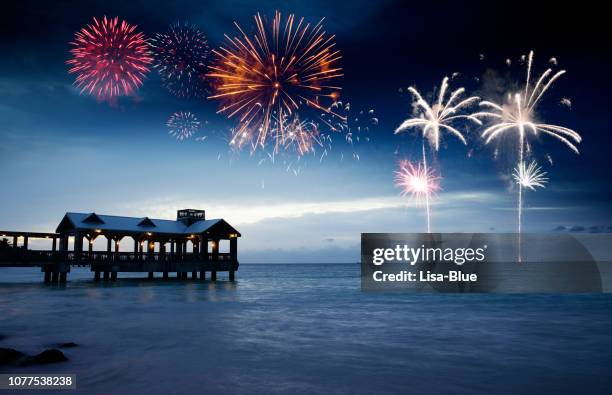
[20,349,67,365]
[0,347,24,364]
[54,342,78,349]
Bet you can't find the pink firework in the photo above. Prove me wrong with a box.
[394,160,441,232]
[67,16,153,100]
[394,160,440,201]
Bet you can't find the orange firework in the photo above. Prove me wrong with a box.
[207,11,345,153]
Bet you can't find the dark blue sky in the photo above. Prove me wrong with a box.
[1,0,611,262]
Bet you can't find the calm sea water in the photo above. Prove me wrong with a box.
[1,264,612,394]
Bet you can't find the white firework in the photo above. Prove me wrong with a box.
[394,76,481,151]
[477,51,581,156]
[476,51,582,241]
[513,161,548,191]
[166,111,201,141]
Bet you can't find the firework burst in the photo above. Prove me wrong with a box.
[67,16,152,100]
[478,54,581,155]
[394,76,481,151]
[166,112,201,141]
[513,161,548,191]
[207,10,344,153]
[394,160,441,233]
[151,22,210,98]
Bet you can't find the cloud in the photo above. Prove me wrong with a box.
[494,206,574,211]
[553,225,612,233]
[121,191,499,226]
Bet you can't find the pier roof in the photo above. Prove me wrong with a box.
[56,212,240,237]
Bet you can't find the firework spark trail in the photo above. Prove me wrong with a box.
[166,112,201,141]
[207,10,344,154]
[242,101,377,175]
[151,22,210,98]
[67,16,152,100]
[319,101,377,162]
[421,142,432,232]
[394,77,480,232]
[476,51,581,239]
[274,116,323,156]
[513,160,547,261]
[394,159,441,233]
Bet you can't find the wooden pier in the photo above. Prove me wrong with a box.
[0,209,240,283]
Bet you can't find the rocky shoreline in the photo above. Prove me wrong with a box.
[0,336,75,367]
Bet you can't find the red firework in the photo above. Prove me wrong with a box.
[67,16,153,100]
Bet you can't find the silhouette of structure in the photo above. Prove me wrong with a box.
[0,209,240,283]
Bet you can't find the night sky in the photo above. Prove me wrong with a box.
[1,0,611,262]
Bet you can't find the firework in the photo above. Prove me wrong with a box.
[478,51,581,155]
[277,118,323,156]
[513,161,548,191]
[207,10,344,153]
[318,101,377,162]
[394,160,441,233]
[395,76,481,151]
[477,51,581,236]
[395,77,479,232]
[151,22,209,98]
[67,16,152,100]
[244,117,323,176]
[166,112,201,141]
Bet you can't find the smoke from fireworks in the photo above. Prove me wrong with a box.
[476,51,581,236]
[513,161,548,190]
[167,112,201,141]
[151,22,209,98]
[207,10,344,153]
[394,160,441,233]
[67,16,152,100]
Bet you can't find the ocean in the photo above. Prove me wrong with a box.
[1,264,611,394]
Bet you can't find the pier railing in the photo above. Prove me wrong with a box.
[0,248,233,267]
